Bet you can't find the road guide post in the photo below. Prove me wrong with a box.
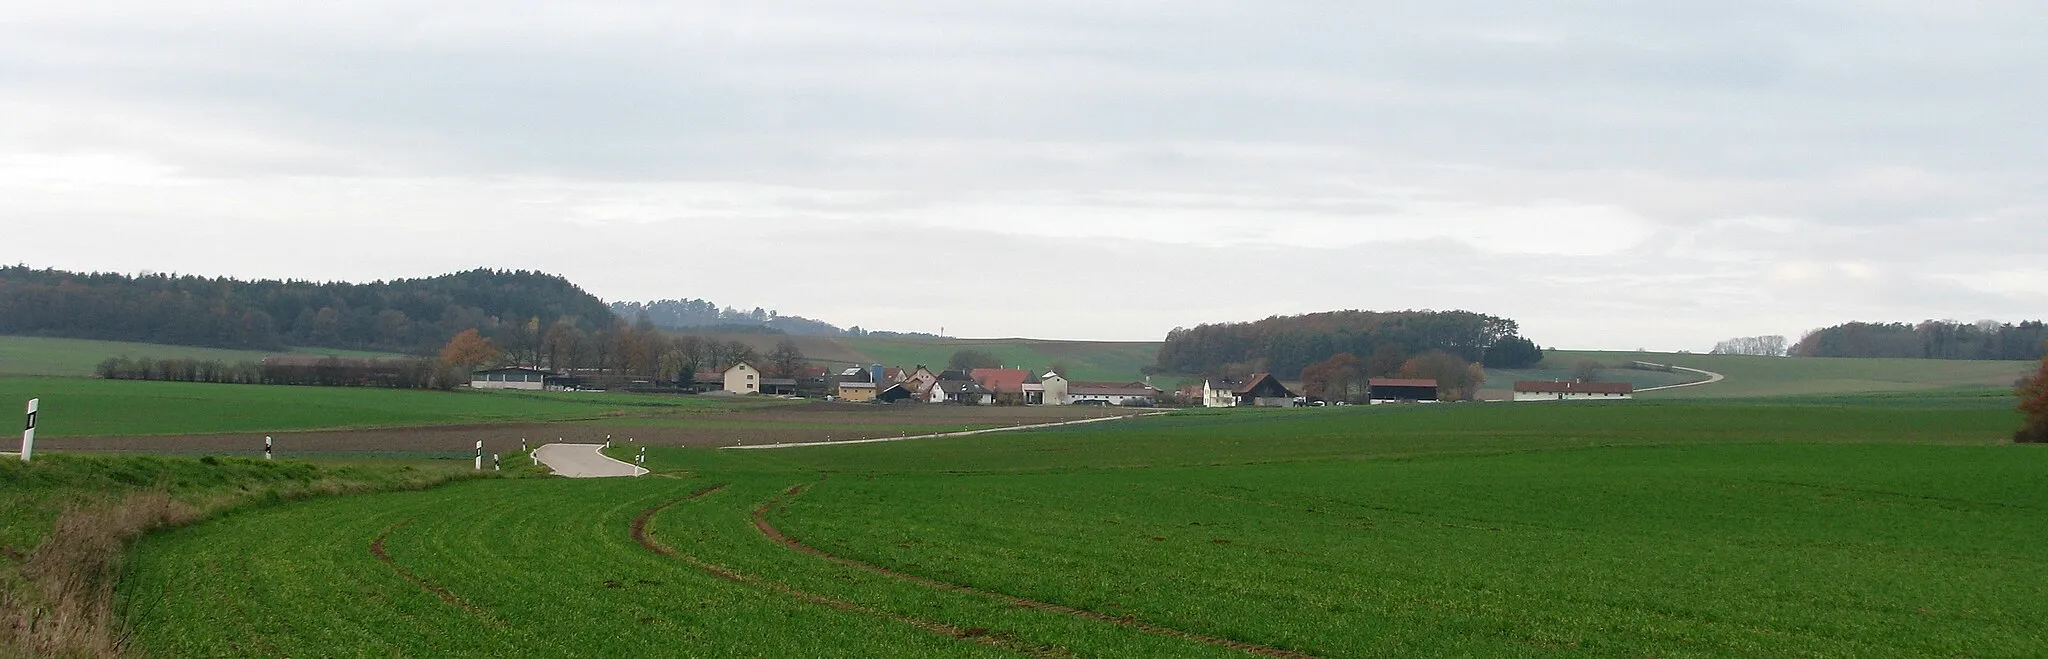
[474,440,483,471]
[20,398,37,463]
[265,435,273,461]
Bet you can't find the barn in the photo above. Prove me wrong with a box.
[1368,378,1439,403]
[1233,373,1296,407]
[470,367,554,391]
[1513,381,1635,401]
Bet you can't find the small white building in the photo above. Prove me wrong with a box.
[1513,381,1634,402]
[471,367,551,391]
[1039,372,1070,406]
[724,362,763,395]
[1201,379,1239,408]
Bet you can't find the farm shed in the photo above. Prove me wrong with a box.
[877,383,917,403]
[470,366,554,391]
[836,381,878,402]
[1232,374,1295,407]
[1069,381,1165,407]
[1513,381,1635,401]
[1368,378,1439,403]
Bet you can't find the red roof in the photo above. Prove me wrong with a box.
[971,368,1033,394]
[1514,381,1634,394]
[1369,378,1439,388]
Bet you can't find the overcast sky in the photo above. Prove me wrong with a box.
[3,2,2043,350]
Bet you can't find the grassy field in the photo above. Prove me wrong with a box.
[0,335,400,378]
[0,377,747,437]
[1551,350,2036,398]
[118,394,2047,657]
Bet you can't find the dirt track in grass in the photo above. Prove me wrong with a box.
[34,403,1136,455]
[754,484,1322,659]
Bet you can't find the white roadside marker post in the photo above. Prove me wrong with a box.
[474,440,483,471]
[493,453,501,472]
[605,434,612,449]
[265,435,273,461]
[521,438,528,453]
[20,398,38,463]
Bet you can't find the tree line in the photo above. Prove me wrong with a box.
[0,266,617,354]
[1298,350,1489,402]
[612,299,937,338]
[1792,321,2048,360]
[95,356,464,389]
[1710,335,1789,357]
[1155,310,1542,380]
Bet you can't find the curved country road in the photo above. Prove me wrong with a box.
[1636,365,1726,393]
[534,443,646,478]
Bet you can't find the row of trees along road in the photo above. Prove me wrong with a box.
[1155,310,1542,382]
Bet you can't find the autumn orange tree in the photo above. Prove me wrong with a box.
[439,329,502,371]
[1301,353,1362,402]
[2017,354,2048,443]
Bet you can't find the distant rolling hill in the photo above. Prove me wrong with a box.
[1535,350,2035,399]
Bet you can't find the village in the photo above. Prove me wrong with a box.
[469,360,1638,406]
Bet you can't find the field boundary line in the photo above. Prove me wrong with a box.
[754,483,1322,659]
[630,486,1073,657]
[369,518,505,625]
[724,411,1175,450]
[1637,365,1726,393]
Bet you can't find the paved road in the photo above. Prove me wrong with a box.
[1637,365,1727,393]
[534,443,646,478]
[726,411,1174,450]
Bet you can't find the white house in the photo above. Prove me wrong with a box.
[1512,381,1634,402]
[1201,379,1239,408]
[471,366,551,391]
[723,362,763,395]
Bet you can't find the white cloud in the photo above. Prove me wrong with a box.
[2,1,2046,350]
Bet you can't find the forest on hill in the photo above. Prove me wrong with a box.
[611,299,935,338]
[1155,310,1543,380]
[0,267,615,354]
[1794,320,2048,360]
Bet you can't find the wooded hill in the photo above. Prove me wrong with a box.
[1794,320,2048,361]
[0,267,615,354]
[1155,310,1543,379]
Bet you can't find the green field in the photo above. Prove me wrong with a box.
[0,335,401,378]
[117,395,2048,657]
[0,377,743,437]
[1551,350,2036,398]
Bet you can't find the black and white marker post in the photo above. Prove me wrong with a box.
[20,398,37,463]
[493,453,501,472]
[474,440,483,471]
[264,435,273,461]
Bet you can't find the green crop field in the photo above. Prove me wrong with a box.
[0,377,744,437]
[0,335,400,378]
[1551,350,2036,399]
[118,394,2048,657]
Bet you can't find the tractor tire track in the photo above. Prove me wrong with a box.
[369,518,504,625]
[758,484,1321,659]
[631,485,1072,658]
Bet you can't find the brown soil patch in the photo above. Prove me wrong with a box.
[369,519,501,625]
[755,484,1320,659]
[41,403,1139,456]
[631,487,1071,658]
